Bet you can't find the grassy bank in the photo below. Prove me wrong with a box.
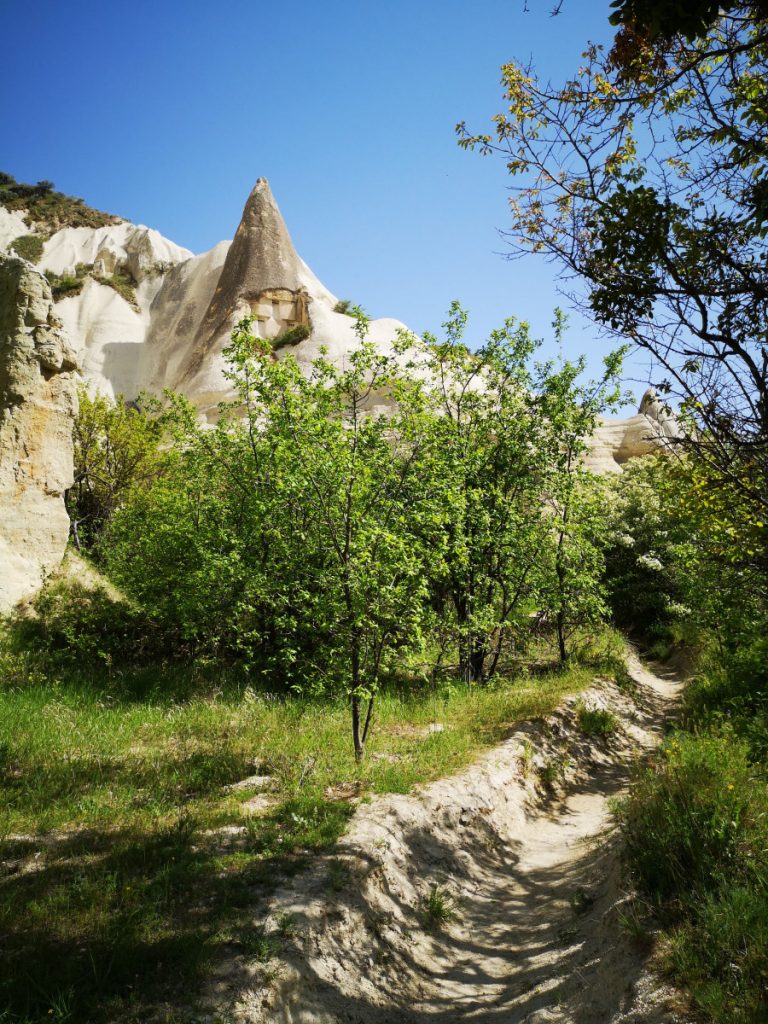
[0,632,616,1024]
[615,643,768,1024]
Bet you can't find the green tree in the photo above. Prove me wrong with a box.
[398,304,554,683]
[602,455,685,645]
[106,314,437,759]
[67,387,168,551]
[535,321,627,662]
[399,305,624,676]
[457,4,768,519]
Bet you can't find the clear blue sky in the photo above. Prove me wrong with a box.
[2,0,648,398]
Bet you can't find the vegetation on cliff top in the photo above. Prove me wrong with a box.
[0,171,120,232]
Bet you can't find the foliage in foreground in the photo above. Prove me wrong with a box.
[0,627,605,1024]
[607,453,768,1023]
[616,729,768,1023]
[458,2,768,531]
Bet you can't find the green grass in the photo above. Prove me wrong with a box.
[615,727,768,1023]
[575,700,618,737]
[0,632,601,1023]
[9,234,44,264]
[45,263,91,301]
[421,884,457,927]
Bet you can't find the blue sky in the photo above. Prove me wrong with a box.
[2,0,648,400]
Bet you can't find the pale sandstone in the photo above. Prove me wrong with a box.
[0,255,78,612]
[586,388,679,474]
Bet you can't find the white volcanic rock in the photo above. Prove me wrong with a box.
[586,388,679,473]
[139,241,231,398]
[0,179,682,612]
[40,222,192,280]
[54,276,156,399]
[1,181,450,418]
[0,207,32,251]
[0,254,78,612]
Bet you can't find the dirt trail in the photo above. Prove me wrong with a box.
[219,654,688,1024]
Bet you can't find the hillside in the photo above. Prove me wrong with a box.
[0,171,121,233]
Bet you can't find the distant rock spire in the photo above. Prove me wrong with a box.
[181,178,304,381]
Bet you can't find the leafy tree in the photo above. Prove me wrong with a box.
[399,305,625,675]
[457,4,768,519]
[106,315,437,759]
[67,387,168,551]
[608,0,768,42]
[602,455,685,644]
[535,319,627,662]
[397,304,553,683]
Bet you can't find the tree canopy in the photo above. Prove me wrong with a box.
[457,2,768,522]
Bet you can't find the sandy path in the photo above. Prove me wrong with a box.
[221,655,687,1024]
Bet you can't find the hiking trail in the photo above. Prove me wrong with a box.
[216,653,687,1024]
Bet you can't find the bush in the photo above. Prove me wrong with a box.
[333,299,355,315]
[666,885,768,1024]
[21,579,164,667]
[46,262,91,300]
[684,635,768,761]
[0,170,119,230]
[602,457,684,645]
[616,730,765,905]
[101,269,137,307]
[575,700,617,737]
[9,233,44,263]
[272,322,311,348]
[616,728,768,1021]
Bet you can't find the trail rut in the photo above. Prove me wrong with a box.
[219,655,688,1024]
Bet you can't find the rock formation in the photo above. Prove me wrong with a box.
[585,389,679,473]
[0,254,78,611]
[0,178,680,611]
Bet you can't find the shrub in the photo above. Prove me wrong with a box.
[666,884,768,1024]
[333,299,355,315]
[9,233,44,263]
[576,700,618,737]
[684,635,768,761]
[67,386,168,549]
[0,170,119,230]
[21,578,164,667]
[101,269,137,307]
[46,262,91,300]
[615,730,767,906]
[272,323,311,348]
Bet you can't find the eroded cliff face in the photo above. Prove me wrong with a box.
[0,254,78,612]
[0,182,682,612]
[585,388,679,473]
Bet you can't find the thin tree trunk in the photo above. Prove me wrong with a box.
[350,627,365,761]
[361,695,375,746]
[351,691,364,762]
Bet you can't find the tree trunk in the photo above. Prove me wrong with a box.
[351,691,364,762]
[459,631,487,683]
[556,608,568,664]
[350,628,365,761]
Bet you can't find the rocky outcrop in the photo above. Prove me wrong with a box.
[0,255,78,612]
[0,185,681,616]
[187,177,305,358]
[1,182,407,419]
[586,388,679,473]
